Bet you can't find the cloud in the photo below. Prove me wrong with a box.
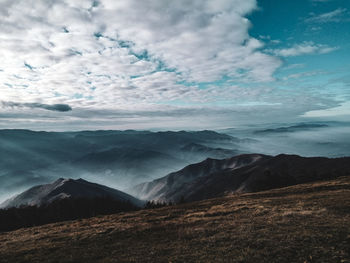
[0,0,281,114]
[305,8,348,23]
[268,42,338,57]
[282,71,324,81]
[310,0,336,3]
[0,86,342,131]
[303,101,350,117]
[1,101,72,112]
[1,0,345,129]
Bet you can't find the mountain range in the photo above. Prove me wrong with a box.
[2,125,350,204]
[0,129,238,202]
[1,151,350,234]
[253,123,329,134]
[3,153,350,209]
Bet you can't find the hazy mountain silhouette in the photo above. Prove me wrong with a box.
[254,123,328,134]
[0,129,238,202]
[180,143,239,160]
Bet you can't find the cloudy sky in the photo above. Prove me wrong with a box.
[0,0,349,130]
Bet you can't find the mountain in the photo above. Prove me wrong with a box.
[0,129,238,202]
[131,154,265,201]
[254,123,328,134]
[132,154,350,202]
[180,143,239,160]
[0,178,143,209]
[73,147,184,187]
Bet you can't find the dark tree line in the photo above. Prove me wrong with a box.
[144,195,187,209]
[0,197,139,232]
[144,200,174,209]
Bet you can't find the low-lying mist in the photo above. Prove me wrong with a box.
[0,130,238,203]
[1,122,349,204]
[221,121,350,157]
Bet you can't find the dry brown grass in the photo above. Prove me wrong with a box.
[1,177,350,263]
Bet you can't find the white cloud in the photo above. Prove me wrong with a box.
[311,0,336,3]
[0,98,336,131]
[0,0,282,115]
[269,42,338,57]
[303,101,350,117]
[7,0,347,129]
[281,70,324,81]
[305,8,348,23]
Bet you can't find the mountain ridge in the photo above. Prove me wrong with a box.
[131,154,268,200]
[0,178,143,209]
[132,153,350,202]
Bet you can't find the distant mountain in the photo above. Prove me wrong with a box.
[180,143,239,160]
[0,129,238,201]
[73,147,184,186]
[132,154,350,202]
[0,178,143,209]
[254,123,328,134]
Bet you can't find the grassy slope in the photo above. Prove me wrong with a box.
[0,177,350,263]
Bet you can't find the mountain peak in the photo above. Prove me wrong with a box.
[54,178,70,184]
[0,178,143,209]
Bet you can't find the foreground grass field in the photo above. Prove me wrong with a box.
[0,177,349,263]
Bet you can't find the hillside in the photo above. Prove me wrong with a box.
[0,176,349,262]
[132,153,350,202]
[0,178,143,209]
[132,154,265,200]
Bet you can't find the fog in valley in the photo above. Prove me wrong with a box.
[1,121,349,203]
[0,130,237,203]
[221,121,350,158]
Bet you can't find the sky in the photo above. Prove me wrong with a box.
[0,0,349,130]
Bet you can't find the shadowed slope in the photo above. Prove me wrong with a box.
[132,154,266,200]
[133,154,350,202]
[0,178,143,209]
